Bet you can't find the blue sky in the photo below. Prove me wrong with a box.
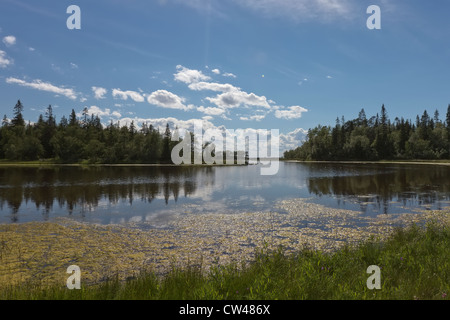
[1,0,450,151]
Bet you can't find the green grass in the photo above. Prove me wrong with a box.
[1,221,449,300]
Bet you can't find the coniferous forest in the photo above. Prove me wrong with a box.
[0,100,177,163]
[3,101,450,163]
[284,104,450,161]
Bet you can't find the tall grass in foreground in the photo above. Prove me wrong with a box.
[1,221,449,300]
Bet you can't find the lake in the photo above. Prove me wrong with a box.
[1,162,450,226]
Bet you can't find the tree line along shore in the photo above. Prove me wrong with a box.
[0,101,185,164]
[3,101,450,165]
[284,104,450,162]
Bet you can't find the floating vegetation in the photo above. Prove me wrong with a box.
[1,198,449,288]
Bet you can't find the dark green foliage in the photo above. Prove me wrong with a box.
[0,101,176,164]
[285,105,450,161]
[11,100,25,127]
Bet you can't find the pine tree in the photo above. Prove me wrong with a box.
[446,104,450,142]
[446,105,450,127]
[82,107,88,128]
[358,108,367,126]
[2,115,9,127]
[69,109,78,127]
[41,105,57,158]
[46,105,56,127]
[161,123,172,163]
[12,100,25,127]
[434,109,440,124]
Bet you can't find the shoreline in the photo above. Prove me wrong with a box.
[1,198,448,288]
[2,159,450,167]
[282,159,450,166]
[0,162,248,167]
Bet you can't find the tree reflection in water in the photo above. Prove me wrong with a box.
[1,163,450,223]
[0,166,206,222]
[306,163,450,214]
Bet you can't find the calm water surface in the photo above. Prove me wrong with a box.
[1,162,450,225]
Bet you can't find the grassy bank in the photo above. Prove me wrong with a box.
[2,221,449,300]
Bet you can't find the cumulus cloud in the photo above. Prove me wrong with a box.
[176,65,302,118]
[2,35,16,47]
[274,106,308,119]
[279,128,308,152]
[82,106,122,119]
[6,77,77,100]
[239,114,266,121]
[171,65,310,124]
[0,50,13,68]
[174,65,211,84]
[147,89,193,111]
[197,106,225,116]
[207,90,271,110]
[202,115,214,121]
[92,86,107,99]
[188,81,236,92]
[112,88,145,102]
[174,66,272,113]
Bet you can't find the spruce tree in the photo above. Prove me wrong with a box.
[161,123,172,163]
[446,104,450,142]
[12,100,25,127]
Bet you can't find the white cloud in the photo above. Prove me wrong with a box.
[206,90,271,110]
[188,81,236,92]
[6,77,77,100]
[147,89,193,111]
[70,62,79,69]
[177,66,288,116]
[112,111,122,118]
[112,88,145,102]
[83,106,121,118]
[29,47,35,52]
[233,0,354,22]
[174,65,271,112]
[92,86,107,99]
[279,128,308,152]
[274,106,308,119]
[223,72,236,78]
[0,50,13,68]
[2,35,16,47]
[239,114,266,121]
[202,115,214,121]
[197,106,225,116]
[168,64,309,125]
[174,65,211,84]
[326,75,333,79]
